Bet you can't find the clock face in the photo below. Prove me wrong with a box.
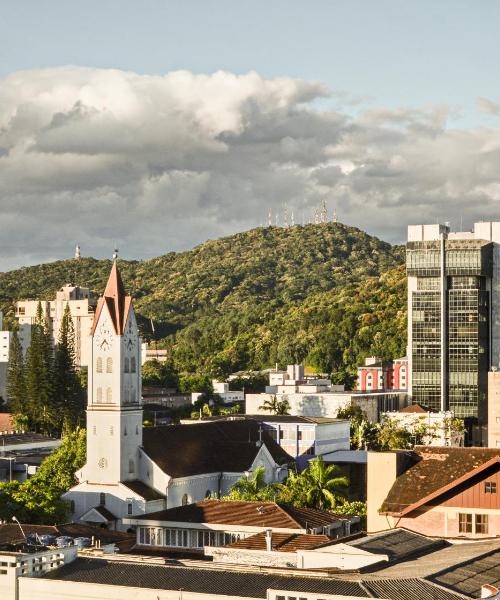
[95,322,113,351]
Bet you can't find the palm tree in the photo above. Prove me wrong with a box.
[301,457,348,510]
[259,395,290,415]
[227,466,268,500]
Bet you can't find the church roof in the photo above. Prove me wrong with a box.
[134,499,347,530]
[142,420,293,478]
[121,480,165,501]
[90,262,132,336]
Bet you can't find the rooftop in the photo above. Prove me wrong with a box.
[132,499,350,530]
[42,556,467,599]
[381,447,500,516]
[120,480,165,501]
[142,420,293,478]
[224,531,331,552]
[348,529,447,562]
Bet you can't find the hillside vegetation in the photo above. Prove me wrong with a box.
[0,223,407,385]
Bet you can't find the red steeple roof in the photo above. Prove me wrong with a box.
[90,262,132,335]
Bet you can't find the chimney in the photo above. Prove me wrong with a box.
[265,528,272,552]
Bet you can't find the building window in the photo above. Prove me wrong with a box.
[110,426,114,436]
[475,514,488,534]
[127,503,133,515]
[205,490,212,499]
[129,459,134,474]
[124,357,130,373]
[106,357,113,373]
[124,427,127,436]
[70,500,75,513]
[106,387,112,403]
[458,513,472,533]
[96,387,102,403]
[131,357,136,373]
[181,494,189,506]
[93,425,96,435]
[136,425,139,435]
[96,357,103,373]
[484,481,497,494]
[99,493,106,506]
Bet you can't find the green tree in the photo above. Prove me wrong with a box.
[297,457,348,510]
[226,466,277,501]
[54,304,85,431]
[142,359,179,388]
[0,428,86,524]
[375,418,413,450]
[259,395,290,415]
[6,325,27,419]
[25,302,55,434]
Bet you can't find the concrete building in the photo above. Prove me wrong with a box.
[191,380,245,405]
[357,356,408,392]
[406,221,500,445]
[382,404,464,447]
[15,284,98,367]
[367,446,500,538]
[488,370,500,448]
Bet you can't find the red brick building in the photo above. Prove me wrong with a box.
[357,357,408,392]
[368,447,500,539]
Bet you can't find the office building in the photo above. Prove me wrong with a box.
[407,222,500,444]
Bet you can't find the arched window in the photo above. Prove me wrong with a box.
[130,387,135,403]
[106,387,113,403]
[110,426,114,436]
[96,387,103,403]
[129,459,134,474]
[181,493,189,506]
[366,373,373,390]
[93,425,97,435]
[130,357,136,373]
[205,490,212,499]
[99,493,106,506]
[136,425,139,435]
[106,357,113,373]
[124,357,130,373]
[124,426,128,436]
[70,500,75,513]
[96,357,103,373]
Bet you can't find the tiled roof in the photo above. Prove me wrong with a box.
[42,557,466,599]
[399,404,428,414]
[133,500,346,530]
[121,480,165,501]
[92,505,117,522]
[224,532,331,552]
[381,447,500,515]
[142,420,293,478]
[0,432,58,445]
[348,529,447,561]
[431,547,500,598]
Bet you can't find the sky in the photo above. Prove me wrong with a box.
[1,1,500,269]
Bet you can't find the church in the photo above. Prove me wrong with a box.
[65,263,291,531]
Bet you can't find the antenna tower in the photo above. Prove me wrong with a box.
[321,200,328,223]
[333,208,338,223]
[74,244,81,260]
[267,208,272,227]
[283,206,289,228]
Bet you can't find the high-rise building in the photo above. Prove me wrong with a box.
[15,284,98,367]
[407,222,500,445]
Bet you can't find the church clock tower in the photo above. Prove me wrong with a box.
[79,262,142,485]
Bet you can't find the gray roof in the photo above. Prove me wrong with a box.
[43,558,467,599]
[431,546,500,598]
[348,529,446,562]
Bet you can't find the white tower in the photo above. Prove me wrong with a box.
[79,262,142,485]
[75,244,81,260]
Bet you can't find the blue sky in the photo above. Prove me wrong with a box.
[3,1,499,127]
[1,1,500,268]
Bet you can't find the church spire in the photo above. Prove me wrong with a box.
[90,262,132,336]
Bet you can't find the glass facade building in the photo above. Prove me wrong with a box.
[407,235,493,423]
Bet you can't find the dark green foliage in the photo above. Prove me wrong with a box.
[0,224,406,384]
[6,326,26,416]
[142,359,179,388]
[24,303,55,434]
[0,428,86,524]
[54,304,86,431]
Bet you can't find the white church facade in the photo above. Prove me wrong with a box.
[65,264,291,531]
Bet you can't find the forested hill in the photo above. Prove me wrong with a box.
[0,223,407,384]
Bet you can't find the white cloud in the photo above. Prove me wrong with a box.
[1,66,500,269]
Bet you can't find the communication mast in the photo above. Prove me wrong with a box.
[283,206,289,228]
[320,200,328,223]
[333,208,338,223]
[74,244,81,260]
[267,208,272,227]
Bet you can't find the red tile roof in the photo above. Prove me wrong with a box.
[399,404,428,414]
[135,499,348,531]
[381,447,500,516]
[224,531,331,552]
